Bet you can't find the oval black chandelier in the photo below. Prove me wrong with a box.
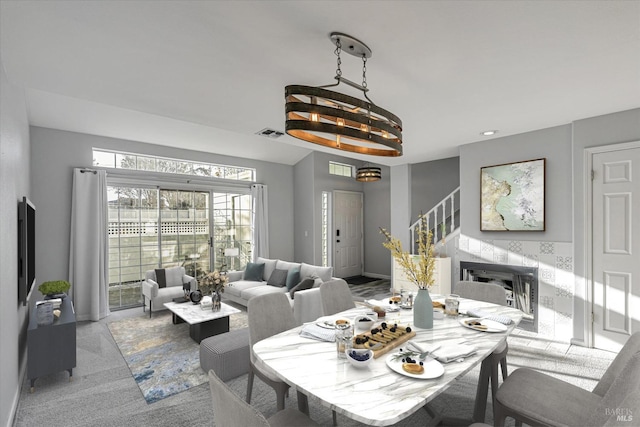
[356,165,382,182]
[285,32,403,157]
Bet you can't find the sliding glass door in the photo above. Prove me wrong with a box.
[107,186,251,310]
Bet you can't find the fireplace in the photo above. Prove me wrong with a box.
[459,261,538,332]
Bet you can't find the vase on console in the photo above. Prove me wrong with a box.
[413,288,433,329]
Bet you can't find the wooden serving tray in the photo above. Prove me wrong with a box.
[353,327,416,359]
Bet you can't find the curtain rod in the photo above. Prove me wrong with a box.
[80,168,97,174]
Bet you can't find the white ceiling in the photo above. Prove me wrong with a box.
[1,1,639,166]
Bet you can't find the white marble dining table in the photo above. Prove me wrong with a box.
[253,296,523,426]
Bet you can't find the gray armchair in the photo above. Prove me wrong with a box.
[141,266,196,317]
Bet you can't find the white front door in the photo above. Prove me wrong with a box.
[333,191,363,278]
[592,144,640,351]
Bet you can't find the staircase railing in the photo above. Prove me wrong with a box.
[409,186,460,254]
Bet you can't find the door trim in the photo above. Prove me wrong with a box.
[333,190,364,277]
[584,140,640,348]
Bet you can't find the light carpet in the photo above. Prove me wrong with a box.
[107,307,248,403]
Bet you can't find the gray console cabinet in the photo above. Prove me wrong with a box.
[27,297,76,392]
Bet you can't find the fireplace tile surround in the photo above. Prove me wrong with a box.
[455,235,574,341]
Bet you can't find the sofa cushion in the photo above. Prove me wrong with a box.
[289,277,316,299]
[256,257,278,281]
[155,268,167,288]
[240,284,289,302]
[244,262,265,282]
[225,280,264,298]
[267,269,288,287]
[286,267,301,290]
[164,266,186,287]
[300,263,333,282]
[276,260,302,272]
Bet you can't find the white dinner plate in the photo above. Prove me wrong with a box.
[315,319,351,329]
[385,353,445,379]
[459,317,508,333]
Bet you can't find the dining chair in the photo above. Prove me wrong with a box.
[454,280,509,423]
[494,332,640,426]
[318,279,356,426]
[246,292,297,411]
[209,370,319,427]
[319,279,356,315]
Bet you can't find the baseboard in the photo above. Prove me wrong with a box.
[7,361,26,427]
[570,337,588,347]
[363,272,391,280]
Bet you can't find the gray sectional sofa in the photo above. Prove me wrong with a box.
[223,257,347,324]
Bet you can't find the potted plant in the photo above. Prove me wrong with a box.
[38,280,71,299]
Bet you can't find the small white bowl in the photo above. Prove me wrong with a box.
[345,348,374,368]
[354,315,376,331]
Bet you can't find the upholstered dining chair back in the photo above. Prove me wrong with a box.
[494,332,640,427]
[589,350,640,425]
[454,281,508,306]
[593,332,640,396]
[248,292,297,355]
[319,279,356,316]
[209,370,270,427]
[246,292,296,411]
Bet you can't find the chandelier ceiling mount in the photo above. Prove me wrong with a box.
[285,32,403,157]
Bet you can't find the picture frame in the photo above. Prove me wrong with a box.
[480,158,545,231]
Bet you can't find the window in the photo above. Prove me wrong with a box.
[329,161,354,178]
[93,149,256,182]
[107,185,252,310]
[321,191,331,267]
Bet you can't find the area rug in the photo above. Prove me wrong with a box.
[107,307,247,404]
[348,278,392,299]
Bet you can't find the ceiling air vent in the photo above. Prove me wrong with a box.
[256,128,285,138]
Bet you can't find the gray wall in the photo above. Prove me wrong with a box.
[293,153,315,264]
[410,156,460,222]
[293,152,391,277]
[363,166,391,277]
[0,60,31,427]
[571,108,640,344]
[30,127,296,286]
[459,124,573,242]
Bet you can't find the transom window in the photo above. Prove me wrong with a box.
[329,161,354,178]
[93,149,256,181]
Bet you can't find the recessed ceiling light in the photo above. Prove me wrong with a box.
[480,130,498,136]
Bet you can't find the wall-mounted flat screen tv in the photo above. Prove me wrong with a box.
[18,196,36,306]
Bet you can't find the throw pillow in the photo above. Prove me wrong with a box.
[267,268,288,287]
[286,267,301,291]
[244,262,265,282]
[154,268,167,288]
[289,277,315,299]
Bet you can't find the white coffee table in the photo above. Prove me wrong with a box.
[163,301,241,343]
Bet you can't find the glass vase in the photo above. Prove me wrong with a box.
[212,290,222,312]
[413,288,433,329]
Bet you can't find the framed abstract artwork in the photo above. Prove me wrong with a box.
[480,158,546,231]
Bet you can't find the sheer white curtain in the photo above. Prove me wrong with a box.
[69,168,110,321]
[251,184,269,260]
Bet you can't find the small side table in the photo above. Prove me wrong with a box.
[27,298,76,392]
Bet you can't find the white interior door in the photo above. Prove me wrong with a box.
[592,145,640,351]
[333,191,363,278]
